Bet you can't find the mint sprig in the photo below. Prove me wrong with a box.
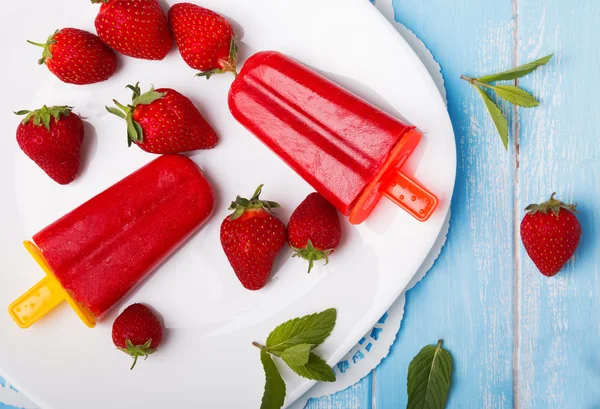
[406,340,453,409]
[260,351,286,409]
[461,53,553,149]
[254,308,337,409]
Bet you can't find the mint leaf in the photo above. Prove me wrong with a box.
[492,85,539,107]
[406,340,452,409]
[255,308,338,408]
[479,54,553,83]
[260,350,286,409]
[287,353,336,382]
[280,343,312,367]
[266,308,336,353]
[472,85,509,149]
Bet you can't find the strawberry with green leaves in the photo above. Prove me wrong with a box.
[168,3,238,79]
[112,303,163,370]
[520,193,582,276]
[15,105,84,185]
[287,193,342,273]
[28,28,117,85]
[92,0,172,60]
[220,185,287,290]
[106,83,218,153]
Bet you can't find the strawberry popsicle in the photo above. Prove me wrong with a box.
[228,51,437,224]
[9,155,214,328]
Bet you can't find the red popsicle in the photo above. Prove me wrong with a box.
[9,155,214,328]
[228,51,437,224]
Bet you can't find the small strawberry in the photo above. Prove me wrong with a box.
[28,28,117,85]
[288,193,342,273]
[15,106,84,185]
[169,3,238,79]
[92,0,172,60]
[520,192,582,277]
[112,303,163,370]
[220,185,287,290]
[106,83,218,153]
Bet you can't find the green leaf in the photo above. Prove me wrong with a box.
[406,340,452,409]
[196,68,225,79]
[280,343,312,367]
[133,88,165,106]
[260,350,286,409]
[106,106,126,119]
[117,338,156,370]
[126,82,142,101]
[133,120,144,143]
[125,115,142,146]
[287,353,336,382]
[492,85,539,107]
[266,308,337,353]
[479,54,553,83]
[472,85,509,150]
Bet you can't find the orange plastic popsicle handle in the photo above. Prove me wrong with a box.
[382,171,438,221]
[350,129,439,224]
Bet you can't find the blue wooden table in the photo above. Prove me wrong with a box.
[2,1,599,408]
[306,0,600,408]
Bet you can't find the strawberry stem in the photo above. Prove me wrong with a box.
[26,40,46,48]
[15,105,73,130]
[106,83,165,147]
[228,185,280,220]
[27,30,58,65]
[291,240,333,273]
[525,192,578,216]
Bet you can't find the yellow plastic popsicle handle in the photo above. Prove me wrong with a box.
[8,241,96,328]
[8,275,64,328]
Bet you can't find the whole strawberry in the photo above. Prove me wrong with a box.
[521,193,582,277]
[288,193,342,273]
[169,3,238,78]
[28,28,117,85]
[112,303,163,370]
[220,185,287,290]
[106,83,218,153]
[92,0,172,60]
[15,106,84,185]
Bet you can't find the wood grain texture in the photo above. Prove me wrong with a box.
[305,375,372,409]
[517,1,600,409]
[374,0,516,408]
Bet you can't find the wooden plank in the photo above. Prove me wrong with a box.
[517,1,600,408]
[374,0,516,408]
[305,377,372,409]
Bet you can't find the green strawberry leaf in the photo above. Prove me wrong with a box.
[106,106,126,119]
[287,353,336,382]
[491,85,539,107]
[260,350,286,409]
[266,308,337,353]
[228,185,281,220]
[15,105,72,130]
[280,343,312,367]
[132,85,165,106]
[478,54,553,83]
[406,340,453,409]
[117,339,156,370]
[472,85,509,150]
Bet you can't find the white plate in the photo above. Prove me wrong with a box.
[0,0,455,408]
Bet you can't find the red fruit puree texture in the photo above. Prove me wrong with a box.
[228,51,415,216]
[32,155,215,317]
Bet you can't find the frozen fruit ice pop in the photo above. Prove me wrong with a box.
[9,154,214,328]
[228,51,437,224]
